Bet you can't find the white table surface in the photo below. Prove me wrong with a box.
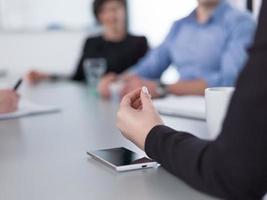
[0,81,218,200]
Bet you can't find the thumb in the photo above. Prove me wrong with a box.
[140,87,153,110]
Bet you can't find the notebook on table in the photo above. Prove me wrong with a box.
[153,95,206,120]
[0,99,61,120]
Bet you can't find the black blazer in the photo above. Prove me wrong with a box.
[145,2,267,200]
[72,34,148,82]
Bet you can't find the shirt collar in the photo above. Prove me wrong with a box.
[188,0,229,24]
[210,0,229,22]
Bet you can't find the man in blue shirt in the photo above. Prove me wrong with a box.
[115,0,256,98]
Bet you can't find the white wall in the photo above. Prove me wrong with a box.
[0,31,89,76]
[0,0,95,77]
[0,0,94,30]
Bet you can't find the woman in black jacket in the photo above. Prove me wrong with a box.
[117,2,267,199]
[26,0,148,98]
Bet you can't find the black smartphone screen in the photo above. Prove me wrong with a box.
[89,147,153,166]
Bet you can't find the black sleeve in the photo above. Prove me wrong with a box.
[145,3,267,200]
[71,39,90,82]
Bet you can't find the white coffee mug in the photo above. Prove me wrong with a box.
[205,87,235,140]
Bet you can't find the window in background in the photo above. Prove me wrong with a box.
[128,0,197,47]
[0,0,94,31]
[0,0,259,34]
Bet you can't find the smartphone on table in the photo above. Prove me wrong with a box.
[87,147,158,172]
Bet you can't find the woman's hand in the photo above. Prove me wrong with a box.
[98,73,117,99]
[25,70,50,85]
[117,87,163,150]
[0,90,19,114]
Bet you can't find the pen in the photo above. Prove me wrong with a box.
[13,78,23,91]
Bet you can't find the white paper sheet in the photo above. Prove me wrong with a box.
[0,99,61,120]
[153,95,206,120]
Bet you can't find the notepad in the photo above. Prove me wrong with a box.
[153,95,206,120]
[0,99,61,120]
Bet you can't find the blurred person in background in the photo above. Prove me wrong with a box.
[26,0,148,98]
[108,0,256,98]
[0,90,19,114]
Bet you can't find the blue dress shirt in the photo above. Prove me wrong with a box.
[132,1,256,87]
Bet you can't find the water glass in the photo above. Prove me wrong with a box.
[83,58,107,94]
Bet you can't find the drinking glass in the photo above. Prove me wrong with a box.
[83,58,107,95]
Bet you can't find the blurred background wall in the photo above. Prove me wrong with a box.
[0,0,262,76]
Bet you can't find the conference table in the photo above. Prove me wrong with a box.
[0,81,218,200]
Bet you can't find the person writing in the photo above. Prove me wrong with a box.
[116,1,267,199]
[113,0,256,98]
[26,0,148,98]
[0,90,19,114]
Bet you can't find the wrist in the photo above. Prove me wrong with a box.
[155,82,168,97]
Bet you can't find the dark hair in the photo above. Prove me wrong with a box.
[93,0,126,21]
